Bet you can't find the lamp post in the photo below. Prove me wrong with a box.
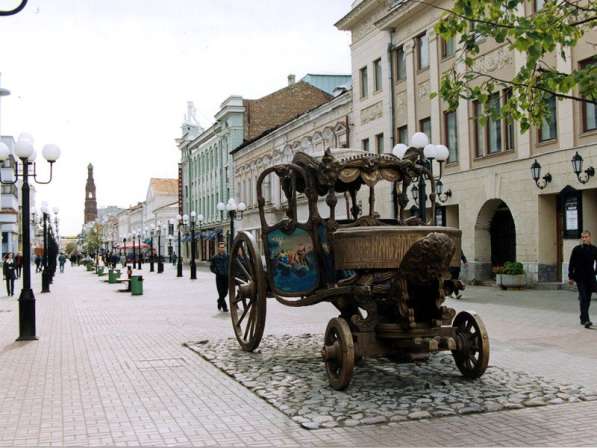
[136,230,142,269]
[122,237,127,264]
[571,151,595,184]
[40,202,50,293]
[0,133,60,340]
[189,212,197,280]
[168,234,173,264]
[196,213,204,262]
[157,222,164,273]
[131,232,136,269]
[148,225,155,272]
[217,198,246,252]
[176,215,183,277]
[392,133,449,224]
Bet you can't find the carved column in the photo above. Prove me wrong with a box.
[405,40,417,137]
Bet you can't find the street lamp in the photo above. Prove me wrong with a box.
[40,202,50,293]
[189,212,197,280]
[176,214,183,277]
[148,225,155,272]
[392,133,449,224]
[0,133,60,340]
[122,237,127,264]
[136,230,142,269]
[131,232,136,269]
[217,198,246,251]
[571,151,595,184]
[435,179,452,203]
[168,234,173,264]
[157,222,164,274]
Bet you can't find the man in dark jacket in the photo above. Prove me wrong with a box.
[568,230,597,329]
[210,242,229,312]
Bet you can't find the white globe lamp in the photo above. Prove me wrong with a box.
[411,132,429,149]
[392,143,408,159]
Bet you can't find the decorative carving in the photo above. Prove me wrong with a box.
[473,47,513,74]
[417,81,430,100]
[360,101,383,125]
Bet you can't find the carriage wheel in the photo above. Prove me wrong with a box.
[451,311,490,379]
[321,317,355,390]
[228,232,266,352]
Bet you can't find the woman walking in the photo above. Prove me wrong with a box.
[3,253,16,297]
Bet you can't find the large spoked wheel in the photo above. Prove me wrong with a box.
[451,311,490,379]
[321,317,355,390]
[228,232,266,352]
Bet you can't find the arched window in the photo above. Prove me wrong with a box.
[323,127,336,149]
[312,132,324,151]
[334,122,348,148]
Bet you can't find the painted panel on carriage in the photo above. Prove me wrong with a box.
[267,227,319,294]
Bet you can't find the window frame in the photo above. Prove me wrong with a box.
[416,32,429,71]
[395,45,406,82]
[397,125,408,144]
[538,94,557,143]
[359,66,368,99]
[362,138,370,152]
[579,57,597,133]
[443,110,458,163]
[440,36,455,59]
[375,133,384,154]
[373,58,382,92]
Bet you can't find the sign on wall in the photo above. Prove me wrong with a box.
[560,186,583,239]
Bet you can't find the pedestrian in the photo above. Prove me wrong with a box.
[210,242,229,312]
[568,230,597,329]
[172,251,177,266]
[121,253,126,267]
[448,252,468,299]
[3,253,16,297]
[34,254,42,273]
[58,253,66,273]
[14,252,22,278]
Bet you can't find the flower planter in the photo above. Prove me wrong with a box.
[498,274,525,289]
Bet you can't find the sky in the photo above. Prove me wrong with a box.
[0,0,352,235]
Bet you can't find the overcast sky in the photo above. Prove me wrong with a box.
[0,0,351,235]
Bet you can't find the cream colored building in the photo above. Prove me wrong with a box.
[233,90,355,245]
[336,0,597,284]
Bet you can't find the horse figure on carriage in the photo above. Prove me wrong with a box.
[227,141,489,390]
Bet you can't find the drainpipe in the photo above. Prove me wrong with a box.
[387,30,398,219]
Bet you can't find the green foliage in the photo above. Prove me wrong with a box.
[65,241,78,256]
[434,0,597,131]
[84,223,103,255]
[502,261,525,275]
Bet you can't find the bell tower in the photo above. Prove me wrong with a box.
[84,163,98,224]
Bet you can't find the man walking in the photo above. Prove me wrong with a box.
[210,242,229,312]
[58,253,66,273]
[3,254,16,297]
[14,253,22,278]
[568,230,597,329]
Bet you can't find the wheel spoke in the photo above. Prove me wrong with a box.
[237,300,253,327]
[244,305,256,341]
[234,258,252,281]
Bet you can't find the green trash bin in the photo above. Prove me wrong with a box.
[86,263,94,272]
[97,266,105,276]
[108,269,121,284]
[130,275,143,296]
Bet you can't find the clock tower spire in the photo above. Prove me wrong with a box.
[84,163,98,224]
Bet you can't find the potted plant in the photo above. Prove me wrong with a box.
[498,261,526,289]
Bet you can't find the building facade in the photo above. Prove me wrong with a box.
[336,0,597,284]
[177,78,334,261]
[0,136,19,258]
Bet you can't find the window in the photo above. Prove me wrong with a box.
[419,117,431,138]
[487,93,502,153]
[539,94,557,142]
[362,138,370,152]
[396,46,406,81]
[504,89,515,150]
[580,58,597,132]
[359,66,368,98]
[397,125,408,144]
[441,37,455,59]
[474,101,486,157]
[375,133,384,154]
[373,58,382,91]
[417,33,429,70]
[444,111,458,162]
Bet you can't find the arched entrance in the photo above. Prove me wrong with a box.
[474,199,516,279]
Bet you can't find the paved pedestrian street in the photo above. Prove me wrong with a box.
[0,264,596,447]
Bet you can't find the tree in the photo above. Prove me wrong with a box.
[65,241,78,256]
[84,223,103,255]
[432,0,597,131]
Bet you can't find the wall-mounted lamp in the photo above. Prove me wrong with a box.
[435,179,452,203]
[571,152,594,184]
[530,159,552,189]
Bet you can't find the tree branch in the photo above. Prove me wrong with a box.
[468,70,597,104]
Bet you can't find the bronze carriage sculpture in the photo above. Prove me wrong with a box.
[227,148,489,390]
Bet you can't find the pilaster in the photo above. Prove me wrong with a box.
[405,40,417,138]
[428,29,442,145]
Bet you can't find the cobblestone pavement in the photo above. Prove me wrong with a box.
[0,264,596,446]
